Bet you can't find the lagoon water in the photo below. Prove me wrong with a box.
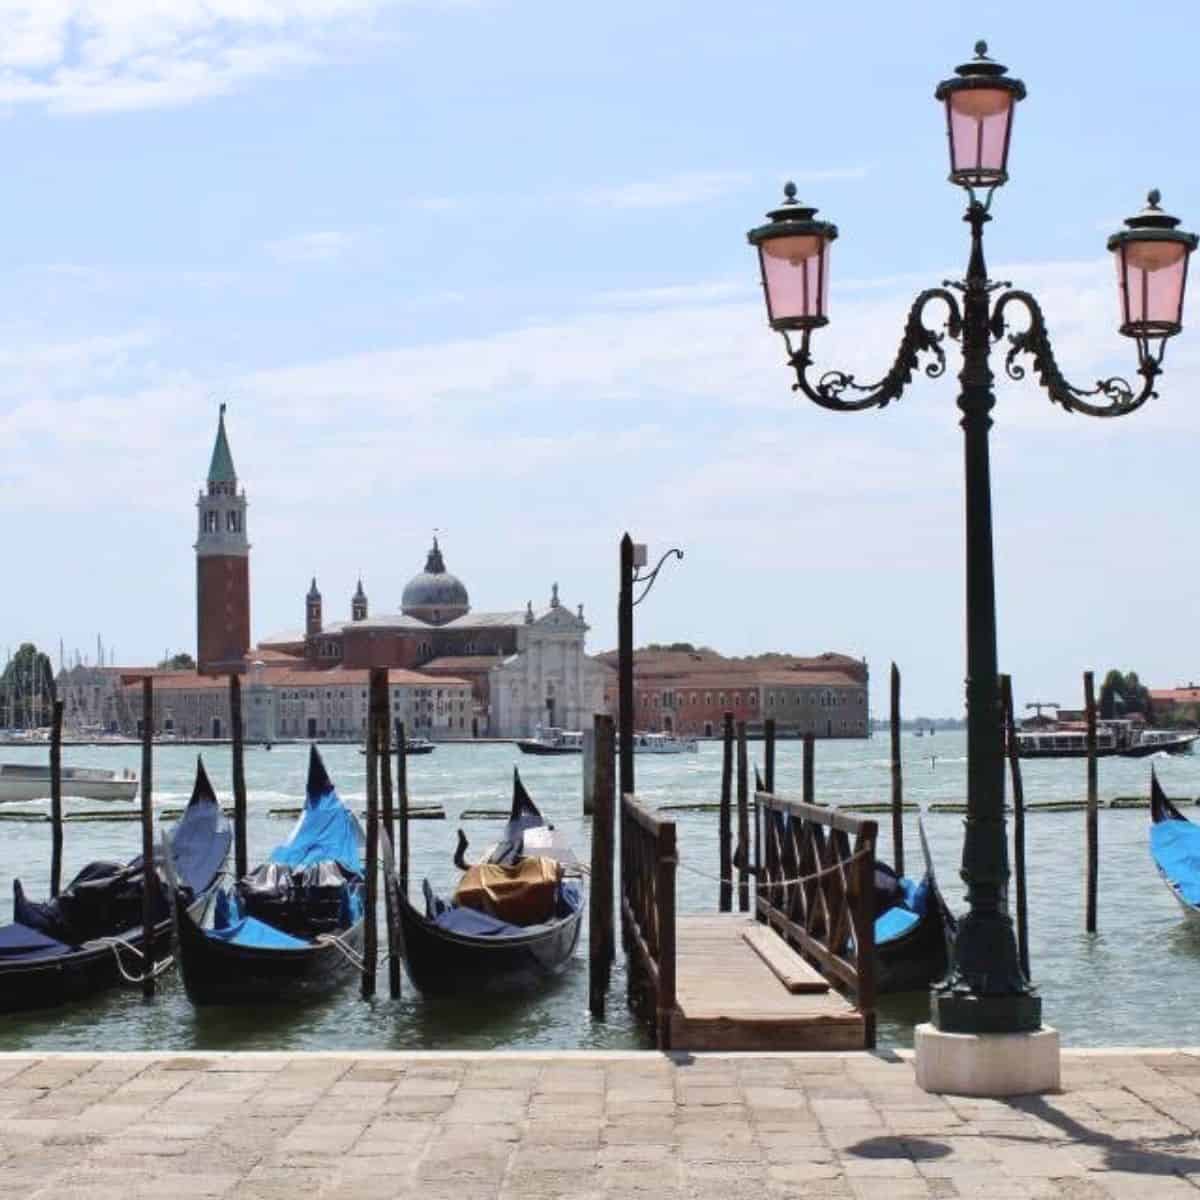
[1,734,1198,1052]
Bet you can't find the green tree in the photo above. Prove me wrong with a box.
[0,643,56,728]
[1099,669,1152,721]
[157,652,196,671]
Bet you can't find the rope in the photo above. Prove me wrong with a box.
[98,936,175,985]
[316,931,366,971]
[671,846,872,890]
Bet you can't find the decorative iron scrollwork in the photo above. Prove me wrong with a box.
[990,290,1159,417]
[786,289,963,411]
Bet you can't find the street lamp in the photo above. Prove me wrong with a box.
[748,42,1195,1042]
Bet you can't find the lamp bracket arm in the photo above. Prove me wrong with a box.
[632,549,683,608]
[787,288,963,412]
[990,289,1159,418]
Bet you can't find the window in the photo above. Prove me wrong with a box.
[768,693,775,708]
[718,693,726,706]
[750,693,757,708]
[690,693,697,704]
[203,510,218,533]
[704,693,712,706]
[226,510,240,532]
[733,693,741,707]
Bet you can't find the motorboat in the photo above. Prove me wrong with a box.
[631,732,698,754]
[1013,721,1199,760]
[516,726,584,755]
[0,762,138,804]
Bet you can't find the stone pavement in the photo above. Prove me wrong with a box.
[3,1049,1200,1199]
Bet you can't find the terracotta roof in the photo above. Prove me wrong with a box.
[272,667,470,688]
[1151,688,1200,704]
[423,656,504,672]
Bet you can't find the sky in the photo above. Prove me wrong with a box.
[2,0,1199,719]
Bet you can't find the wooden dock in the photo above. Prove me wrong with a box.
[670,915,866,1051]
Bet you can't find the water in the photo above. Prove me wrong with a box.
[0,734,1197,1052]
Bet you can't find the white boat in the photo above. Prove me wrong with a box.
[516,727,584,756]
[0,763,139,804]
[632,732,698,754]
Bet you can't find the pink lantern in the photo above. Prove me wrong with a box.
[935,42,1025,190]
[747,183,838,331]
[1108,191,1197,344]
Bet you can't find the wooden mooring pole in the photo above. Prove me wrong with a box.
[764,718,776,793]
[229,674,248,881]
[1085,670,1099,933]
[719,711,733,912]
[378,706,399,1001]
[139,677,156,999]
[49,697,64,897]
[736,719,749,913]
[589,714,616,1017]
[362,671,382,999]
[1001,674,1029,979]
[396,720,410,899]
[889,662,905,878]
[803,733,815,806]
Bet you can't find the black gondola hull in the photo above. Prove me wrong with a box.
[0,918,175,1015]
[875,899,952,994]
[173,895,365,1006]
[398,896,582,994]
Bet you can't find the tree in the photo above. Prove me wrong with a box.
[1099,669,1152,721]
[157,652,196,671]
[0,643,56,729]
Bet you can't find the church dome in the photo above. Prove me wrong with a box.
[401,538,469,625]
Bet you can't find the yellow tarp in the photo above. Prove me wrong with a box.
[453,856,561,926]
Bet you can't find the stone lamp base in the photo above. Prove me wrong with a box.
[914,1023,1061,1097]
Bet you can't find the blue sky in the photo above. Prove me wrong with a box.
[2,0,1199,718]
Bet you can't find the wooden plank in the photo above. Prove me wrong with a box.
[741,924,830,994]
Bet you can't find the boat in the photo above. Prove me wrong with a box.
[1014,721,1200,760]
[515,726,584,755]
[1149,769,1200,923]
[390,768,584,993]
[874,819,956,993]
[0,762,138,804]
[1121,729,1199,758]
[169,746,366,1006]
[0,757,231,1014]
[631,732,698,754]
[357,736,435,757]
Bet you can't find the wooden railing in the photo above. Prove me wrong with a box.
[620,793,676,1049]
[754,790,878,1048]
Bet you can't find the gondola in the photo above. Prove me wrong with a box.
[874,818,956,993]
[0,757,231,1014]
[170,746,366,1005]
[390,768,584,994]
[1149,768,1200,923]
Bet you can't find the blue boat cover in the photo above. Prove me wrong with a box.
[1151,818,1200,907]
[0,922,72,959]
[173,757,233,894]
[876,906,921,942]
[206,914,311,950]
[269,747,362,875]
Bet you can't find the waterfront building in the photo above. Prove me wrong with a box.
[1150,685,1200,725]
[601,648,869,738]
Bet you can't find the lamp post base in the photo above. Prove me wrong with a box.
[931,987,1042,1034]
[914,1022,1060,1097]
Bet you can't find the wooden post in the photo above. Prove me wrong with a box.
[582,726,595,816]
[764,718,776,793]
[1001,674,1030,980]
[1085,669,1098,934]
[889,662,905,878]
[140,678,156,999]
[229,674,248,881]
[590,714,616,1017]
[362,673,381,999]
[759,717,774,909]
[736,719,749,913]
[377,702,399,1000]
[396,720,409,899]
[656,820,677,1051]
[719,711,733,912]
[49,698,64,897]
[803,733,815,806]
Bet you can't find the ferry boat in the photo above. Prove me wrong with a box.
[1013,722,1199,760]
[516,727,584,756]
[0,763,139,804]
[631,732,698,754]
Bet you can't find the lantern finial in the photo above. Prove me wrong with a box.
[974,40,988,58]
[783,181,798,203]
[1148,188,1162,209]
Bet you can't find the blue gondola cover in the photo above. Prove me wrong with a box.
[0,923,73,959]
[1151,818,1200,906]
[206,914,312,950]
[269,774,362,876]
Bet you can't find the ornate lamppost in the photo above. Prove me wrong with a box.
[748,43,1196,1048]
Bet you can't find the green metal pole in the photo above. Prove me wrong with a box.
[930,202,1040,1036]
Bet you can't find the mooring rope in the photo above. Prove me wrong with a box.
[98,936,175,985]
[315,931,366,971]
[671,846,871,890]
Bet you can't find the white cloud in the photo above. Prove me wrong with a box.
[265,230,357,264]
[0,0,412,113]
[583,171,753,210]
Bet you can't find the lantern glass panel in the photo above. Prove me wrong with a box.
[946,88,1014,183]
[1114,242,1189,331]
[759,238,830,327]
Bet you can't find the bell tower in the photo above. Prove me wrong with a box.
[195,405,250,675]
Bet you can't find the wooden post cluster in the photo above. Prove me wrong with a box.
[1084,670,1099,934]
[396,721,410,899]
[229,674,248,881]
[736,720,749,913]
[377,703,399,1000]
[139,677,156,999]
[362,668,384,999]
[719,711,734,912]
[589,714,616,1017]
[1000,674,1030,979]
[49,698,64,897]
[890,662,905,877]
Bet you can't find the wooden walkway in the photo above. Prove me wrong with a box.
[669,915,866,1051]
